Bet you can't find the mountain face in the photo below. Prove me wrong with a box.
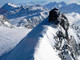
[4,4,48,28]
[0,15,10,27]
[1,2,80,15]
[1,3,19,12]
[1,17,80,60]
[5,4,48,19]
[0,25,31,57]
[1,2,80,29]
[60,3,80,13]
[44,2,66,10]
[0,8,8,14]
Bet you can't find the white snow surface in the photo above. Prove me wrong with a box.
[8,3,19,8]
[1,17,79,60]
[0,15,11,27]
[0,26,31,56]
[0,17,61,60]
[66,13,80,25]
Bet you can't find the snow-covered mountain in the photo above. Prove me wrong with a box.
[69,13,80,40]
[4,4,48,28]
[0,3,49,28]
[44,2,80,14]
[44,2,66,10]
[1,2,80,29]
[5,4,48,19]
[1,3,19,12]
[0,2,80,60]
[0,16,80,60]
[0,15,10,27]
[60,3,80,13]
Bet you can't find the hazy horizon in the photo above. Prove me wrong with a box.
[0,0,80,7]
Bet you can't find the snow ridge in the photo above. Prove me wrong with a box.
[1,17,80,60]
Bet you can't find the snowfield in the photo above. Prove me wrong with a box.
[0,17,61,60]
[0,17,80,60]
[0,26,31,56]
[66,13,80,25]
[1,2,80,60]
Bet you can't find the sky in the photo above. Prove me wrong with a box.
[0,0,80,6]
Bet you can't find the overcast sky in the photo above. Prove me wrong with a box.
[0,0,80,6]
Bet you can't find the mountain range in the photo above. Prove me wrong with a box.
[43,2,66,10]
[0,3,48,28]
[44,2,80,13]
[1,2,80,15]
[1,3,19,12]
[0,2,80,60]
[0,2,80,28]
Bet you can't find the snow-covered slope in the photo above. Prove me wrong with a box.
[1,3,19,12]
[0,17,60,60]
[65,13,80,25]
[1,17,80,60]
[0,3,49,28]
[0,15,10,27]
[0,26,31,57]
[69,13,80,27]
[2,2,80,29]
[5,4,48,19]
[5,5,48,28]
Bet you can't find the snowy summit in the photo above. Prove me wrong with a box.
[1,16,80,60]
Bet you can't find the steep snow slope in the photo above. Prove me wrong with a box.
[1,17,79,60]
[0,15,10,27]
[0,17,60,60]
[1,3,19,12]
[0,26,31,57]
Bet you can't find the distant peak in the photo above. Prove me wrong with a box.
[5,3,19,7]
[58,2,66,5]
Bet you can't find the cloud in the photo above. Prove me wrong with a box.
[66,13,80,25]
